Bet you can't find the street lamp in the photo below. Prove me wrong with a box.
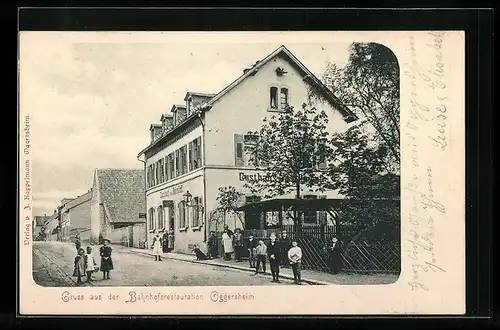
[183,191,193,205]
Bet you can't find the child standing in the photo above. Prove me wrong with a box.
[288,239,303,285]
[85,246,98,282]
[207,231,218,259]
[100,238,114,280]
[254,240,267,274]
[73,248,86,285]
[246,233,258,268]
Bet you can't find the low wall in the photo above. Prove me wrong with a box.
[132,223,147,249]
[108,226,130,246]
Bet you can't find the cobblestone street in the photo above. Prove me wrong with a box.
[33,241,304,287]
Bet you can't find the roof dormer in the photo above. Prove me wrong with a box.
[149,124,162,144]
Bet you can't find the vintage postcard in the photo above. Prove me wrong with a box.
[18,31,465,315]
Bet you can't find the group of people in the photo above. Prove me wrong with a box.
[73,237,114,285]
[208,226,303,285]
[151,229,175,261]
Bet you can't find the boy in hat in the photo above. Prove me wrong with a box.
[100,238,114,279]
[267,233,282,283]
[288,239,303,284]
[246,233,258,268]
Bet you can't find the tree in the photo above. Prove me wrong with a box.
[327,122,400,230]
[316,42,400,165]
[212,186,245,229]
[245,103,334,237]
[316,42,401,233]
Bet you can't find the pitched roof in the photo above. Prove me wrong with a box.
[96,169,146,224]
[170,104,186,112]
[138,45,357,158]
[63,190,92,210]
[204,45,357,122]
[184,92,217,101]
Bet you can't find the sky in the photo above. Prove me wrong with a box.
[20,32,352,217]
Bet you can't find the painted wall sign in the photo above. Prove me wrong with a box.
[239,172,273,184]
[160,185,183,198]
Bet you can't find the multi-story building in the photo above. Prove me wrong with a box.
[137,45,357,254]
[60,190,92,242]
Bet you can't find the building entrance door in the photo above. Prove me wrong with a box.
[163,200,175,250]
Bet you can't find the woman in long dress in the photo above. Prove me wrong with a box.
[151,232,163,261]
[167,228,174,252]
[222,229,234,260]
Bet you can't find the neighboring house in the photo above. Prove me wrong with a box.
[33,215,49,240]
[44,211,60,241]
[90,169,146,248]
[137,45,357,254]
[60,190,92,242]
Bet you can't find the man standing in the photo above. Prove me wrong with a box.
[267,233,282,283]
[279,230,291,268]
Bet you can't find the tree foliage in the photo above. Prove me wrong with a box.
[319,42,400,165]
[213,186,245,228]
[327,121,400,228]
[245,103,334,201]
[315,42,401,230]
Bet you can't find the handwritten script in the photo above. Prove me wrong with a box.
[403,33,448,292]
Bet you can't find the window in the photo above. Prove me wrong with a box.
[189,137,202,171]
[157,206,165,230]
[191,197,201,227]
[280,88,289,109]
[175,150,180,177]
[244,134,259,166]
[180,146,188,175]
[152,163,157,186]
[167,153,175,179]
[265,211,280,228]
[234,133,262,167]
[159,158,165,183]
[270,87,278,109]
[178,201,186,229]
[148,207,155,230]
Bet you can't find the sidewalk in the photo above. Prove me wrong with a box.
[114,244,341,285]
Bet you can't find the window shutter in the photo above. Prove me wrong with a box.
[234,134,244,167]
[188,141,193,172]
[178,202,182,228]
[197,137,202,167]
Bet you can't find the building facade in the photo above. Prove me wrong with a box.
[60,190,92,242]
[33,215,49,240]
[138,45,357,254]
[90,168,147,247]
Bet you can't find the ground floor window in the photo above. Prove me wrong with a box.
[178,201,187,229]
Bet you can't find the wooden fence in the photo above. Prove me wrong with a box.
[215,223,400,274]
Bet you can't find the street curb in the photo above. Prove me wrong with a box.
[126,248,332,285]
